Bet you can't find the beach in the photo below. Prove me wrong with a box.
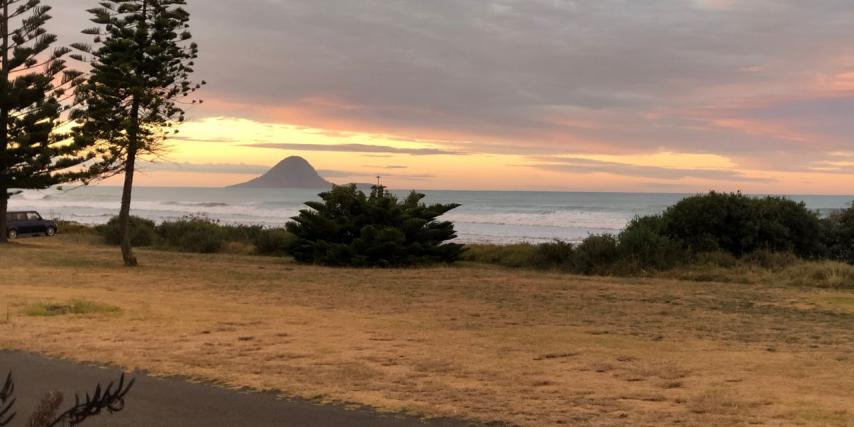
[9,187,853,244]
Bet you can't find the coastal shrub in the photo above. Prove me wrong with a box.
[96,215,297,256]
[570,234,619,275]
[741,250,799,272]
[463,241,573,270]
[692,251,739,268]
[778,261,854,289]
[98,216,157,247]
[55,220,97,235]
[659,192,825,257]
[156,217,227,253]
[823,202,854,264]
[618,216,686,271]
[253,228,297,256]
[532,240,575,269]
[461,244,539,268]
[287,184,464,266]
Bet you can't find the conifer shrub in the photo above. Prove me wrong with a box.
[287,185,464,266]
[97,216,157,247]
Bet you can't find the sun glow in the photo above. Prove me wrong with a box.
[85,116,853,195]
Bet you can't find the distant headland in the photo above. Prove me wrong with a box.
[229,156,332,189]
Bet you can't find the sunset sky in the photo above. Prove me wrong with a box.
[53,0,854,193]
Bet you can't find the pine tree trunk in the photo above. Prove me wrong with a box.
[118,98,141,267]
[0,192,8,244]
[118,152,137,266]
[0,1,8,245]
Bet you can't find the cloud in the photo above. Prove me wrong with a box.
[139,162,269,175]
[316,169,363,178]
[242,143,460,156]
[318,169,435,181]
[49,0,854,187]
[169,136,240,144]
[531,157,775,182]
[364,165,408,169]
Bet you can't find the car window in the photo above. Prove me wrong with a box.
[11,213,25,221]
[27,212,41,220]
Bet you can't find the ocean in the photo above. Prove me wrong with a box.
[9,187,853,244]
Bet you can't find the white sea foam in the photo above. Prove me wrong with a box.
[445,210,629,230]
[9,187,852,244]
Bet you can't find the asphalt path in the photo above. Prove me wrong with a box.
[0,351,479,427]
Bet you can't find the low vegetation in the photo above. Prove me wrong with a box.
[286,184,463,266]
[96,216,295,256]
[1,237,852,426]
[465,193,854,289]
[83,192,854,288]
[23,300,121,317]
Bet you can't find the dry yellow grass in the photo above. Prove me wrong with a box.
[1,235,853,426]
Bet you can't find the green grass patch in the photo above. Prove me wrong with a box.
[24,300,121,317]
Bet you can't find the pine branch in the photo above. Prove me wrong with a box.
[47,374,134,427]
[0,373,15,427]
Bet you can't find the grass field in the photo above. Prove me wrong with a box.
[1,235,853,426]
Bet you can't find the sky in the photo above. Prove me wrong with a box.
[50,0,854,193]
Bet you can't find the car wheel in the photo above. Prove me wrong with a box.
[7,229,17,240]
[46,227,56,237]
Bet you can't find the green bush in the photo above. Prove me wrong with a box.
[570,234,619,275]
[618,216,686,271]
[823,202,854,264]
[253,228,296,256]
[659,192,825,258]
[287,185,464,266]
[97,215,295,256]
[692,251,739,268]
[156,217,227,253]
[97,216,157,247]
[532,240,574,269]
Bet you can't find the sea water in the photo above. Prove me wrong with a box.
[9,187,853,244]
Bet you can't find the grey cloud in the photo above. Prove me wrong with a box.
[532,157,776,183]
[318,169,435,181]
[316,169,363,178]
[243,143,460,156]
[365,165,408,169]
[169,136,240,144]
[139,161,270,175]
[49,1,854,168]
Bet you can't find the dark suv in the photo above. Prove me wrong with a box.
[5,211,57,239]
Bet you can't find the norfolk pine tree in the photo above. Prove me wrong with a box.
[287,184,464,267]
[72,0,203,265]
[0,0,94,244]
